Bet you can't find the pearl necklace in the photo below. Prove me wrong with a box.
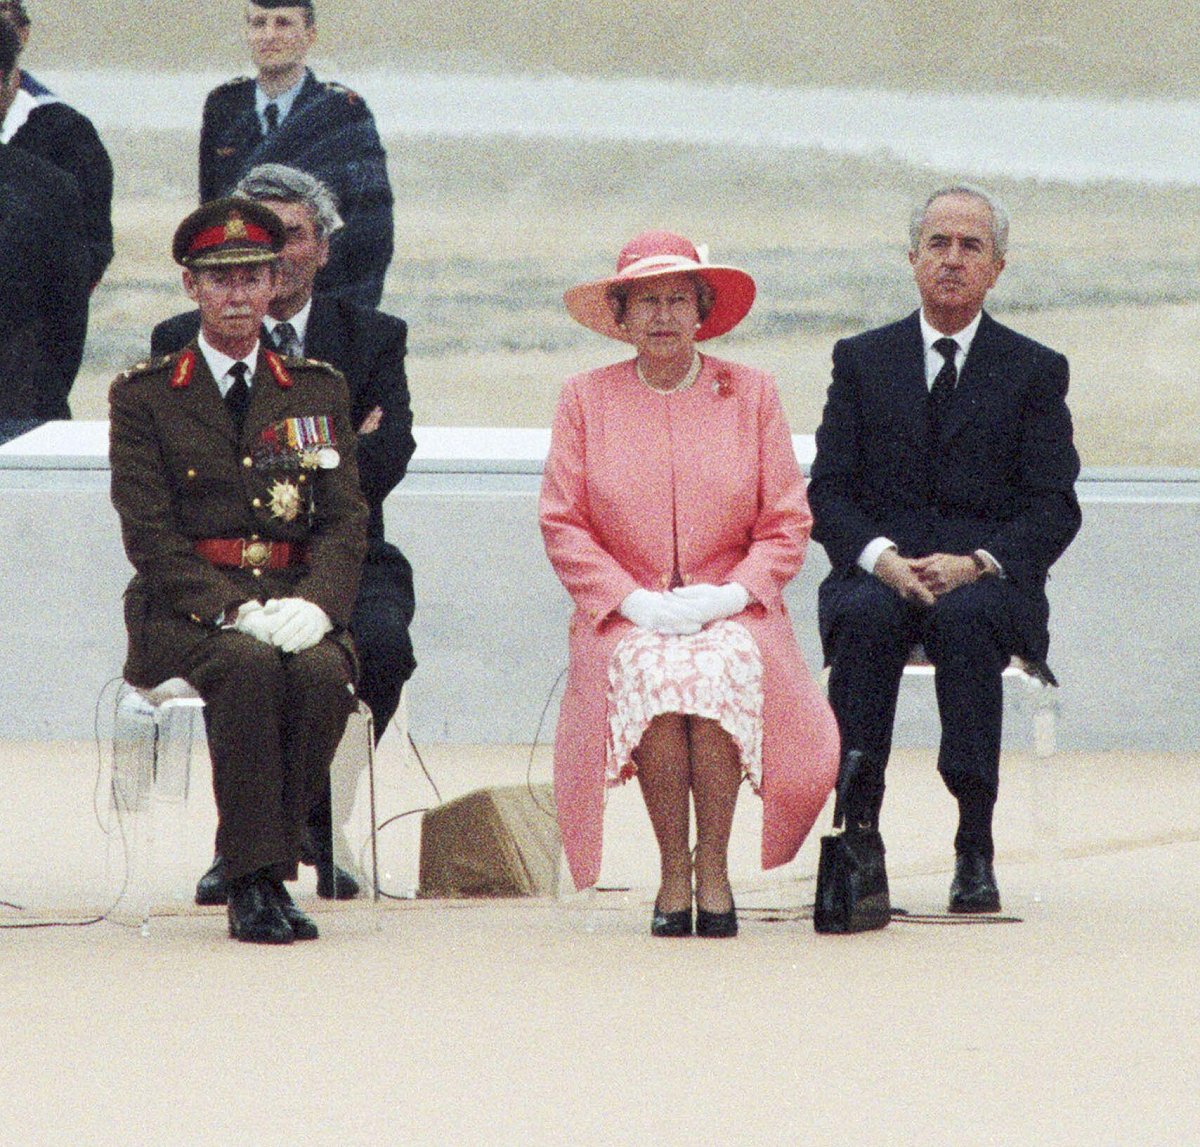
[636,351,702,394]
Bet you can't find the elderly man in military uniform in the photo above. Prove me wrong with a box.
[153,164,416,905]
[109,198,368,944]
[198,0,393,308]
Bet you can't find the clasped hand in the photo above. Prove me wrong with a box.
[874,550,979,606]
[231,598,332,653]
[619,583,750,634]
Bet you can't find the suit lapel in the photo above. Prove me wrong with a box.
[185,348,240,444]
[940,311,1001,442]
[301,297,343,366]
[888,312,933,449]
[244,350,292,441]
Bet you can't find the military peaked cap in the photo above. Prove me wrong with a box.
[172,197,285,268]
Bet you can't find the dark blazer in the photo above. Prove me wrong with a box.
[0,142,89,420]
[808,309,1081,663]
[109,346,368,688]
[152,297,414,546]
[9,100,114,288]
[198,71,394,309]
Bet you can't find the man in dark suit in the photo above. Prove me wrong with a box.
[0,1,114,288]
[808,184,1081,914]
[152,164,416,904]
[0,17,88,429]
[198,0,393,308]
[111,197,369,943]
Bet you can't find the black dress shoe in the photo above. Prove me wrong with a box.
[194,854,229,906]
[650,904,693,937]
[299,836,360,900]
[227,873,294,944]
[269,880,319,941]
[948,852,1002,914]
[314,858,359,901]
[696,902,738,938]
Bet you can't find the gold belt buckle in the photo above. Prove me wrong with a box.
[241,539,272,568]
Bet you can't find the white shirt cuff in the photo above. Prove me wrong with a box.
[859,537,896,574]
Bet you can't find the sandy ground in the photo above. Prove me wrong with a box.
[2,728,1199,1145]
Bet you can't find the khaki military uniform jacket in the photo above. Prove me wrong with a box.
[109,344,368,688]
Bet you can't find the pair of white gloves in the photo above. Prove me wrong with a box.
[619,582,749,636]
[229,598,332,654]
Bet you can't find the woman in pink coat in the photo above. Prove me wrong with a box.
[540,230,839,937]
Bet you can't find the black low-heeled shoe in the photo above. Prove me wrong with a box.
[695,902,738,938]
[650,905,693,938]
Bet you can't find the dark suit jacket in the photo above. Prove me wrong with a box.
[808,310,1081,663]
[198,71,394,309]
[109,346,368,688]
[151,296,414,546]
[0,142,89,420]
[9,100,114,288]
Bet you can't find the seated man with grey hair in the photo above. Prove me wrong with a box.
[152,163,416,905]
[809,183,1081,923]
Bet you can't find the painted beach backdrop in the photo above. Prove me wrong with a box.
[25,1,1200,463]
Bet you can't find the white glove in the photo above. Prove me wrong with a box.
[618,588,703,635]
[670,582,750,625]
[231,601,275,645]
[261,597,333,654]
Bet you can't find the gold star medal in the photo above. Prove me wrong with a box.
[267,479,302,522]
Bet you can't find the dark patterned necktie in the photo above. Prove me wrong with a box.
[272,321,300,358]
[225,361,251,435]
[264,102,279,134]
[928,337,959,437]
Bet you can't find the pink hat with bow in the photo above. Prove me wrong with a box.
[564,230,756,343]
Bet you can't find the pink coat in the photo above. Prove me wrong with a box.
[539,354,840,890]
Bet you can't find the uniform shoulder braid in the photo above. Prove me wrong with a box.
[320,80,365,106]
[113,352,177,386]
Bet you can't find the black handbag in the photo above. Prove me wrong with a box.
[813,749,891,933]
[813,827,890,933]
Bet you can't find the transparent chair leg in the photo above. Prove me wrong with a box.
[327,700,381,929]
[1025,678,1061,904]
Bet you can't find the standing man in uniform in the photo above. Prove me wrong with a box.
[0,1,114,291]
[808,184,1081,917]
[198,0,394,308]
[152,164,416,904]
[110,198,368,943]
[0,17,87,427]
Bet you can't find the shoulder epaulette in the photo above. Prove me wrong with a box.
[211,75,254,94]
[322,80,362,105]
[113,352,175,385]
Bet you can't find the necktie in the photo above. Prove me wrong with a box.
[225,361,251,435]
[928,337,959,437]
[272,321,300,358]
[264,102,279,134]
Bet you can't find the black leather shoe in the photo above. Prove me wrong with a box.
[948,852,1002,914]
[227,873,294,944]
[269,880,319,941]
[194,854,229,906]
[299,836,360,900]
[315,858,359,900]
[696,902,738,938]
[650,905,693,937]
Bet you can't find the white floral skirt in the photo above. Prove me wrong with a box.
[605,620,764,791]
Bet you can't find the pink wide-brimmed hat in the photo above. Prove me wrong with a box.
[564,230,756,343]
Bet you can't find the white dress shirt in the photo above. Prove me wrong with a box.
[858,308,1000,577]
[197,332,260,399]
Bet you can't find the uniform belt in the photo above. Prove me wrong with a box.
[193,538,307,570]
